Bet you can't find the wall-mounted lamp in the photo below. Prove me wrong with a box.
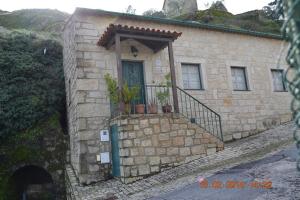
[131,46,139,57]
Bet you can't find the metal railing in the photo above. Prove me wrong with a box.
[110,85,223,141]
[176,87,223,141]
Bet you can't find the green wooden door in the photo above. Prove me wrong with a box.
[122,61,146,106]
[111,124,120,177]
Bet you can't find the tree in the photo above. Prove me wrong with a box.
[126,5,136,14]
[143,9,166,18]
[263,0,280,20]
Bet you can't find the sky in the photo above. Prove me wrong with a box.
[0,0,271,15]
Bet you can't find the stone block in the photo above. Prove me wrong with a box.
[149,118,159,124]
[79,131,97,141]
[88,146,99,154]
[157,148,166,155]
[138,165,150,175]
[120,119,128,125]
[131,167,138,176]
[134,125,140,130]
[77,79,98,90]
[145,148,155,156]
[144,128,153,135]
[135,157,147,164]
[167,147,179,155]
[129,119,139,125]
[207,143,216,148]
[161,157,171,164]
[140,119,149,128]
[179,147,191,156]
[130,148,139,156]
[120,149,129,157]
[123,140,133,147]
[149,156,160,165]
[173,137,184,146]
[160,119,170,132]
[150,166,160,173]
[185,137,193,146]
[141,140,152,147]
[207,148,216,155]
[160,140,171,147]
[171,124,179,130]
[88,164,99,172]
[123,158,134,165]
[191,145,205,155]
[128,132,136,139]
[178,130,186,136]
[153,124,160,133]
[170,131,178,137]
[187,129,195,136]
[78,104,108,118]
[233,132,242,139]
[78,118,87,130]
[159,133,170,141]
[242,132,250,138]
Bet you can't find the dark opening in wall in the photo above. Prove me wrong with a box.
[8,165,54,200]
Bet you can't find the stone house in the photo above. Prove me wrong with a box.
[63,8,291,184]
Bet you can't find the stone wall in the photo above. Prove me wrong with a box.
[111,114,223,184]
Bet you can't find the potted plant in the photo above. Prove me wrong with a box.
[121,83,139,114]
[147,98,158,114]
[104,74,119,104]
[104,74,139,115]
[135,103,145,114]
[156,73,172,113]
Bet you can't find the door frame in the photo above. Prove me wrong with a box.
[121,60,147,107]
[121,59,146,86]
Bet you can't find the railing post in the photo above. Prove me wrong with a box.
[168,41,179,113]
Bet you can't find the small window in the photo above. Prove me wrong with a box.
[231,67,249,91]
[271,69,286,92]
[181,64,203,90]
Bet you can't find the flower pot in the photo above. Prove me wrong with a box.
[135,104,145,114]
[147,104,158,114]
[124,103,131,114]
[162,104,172,113]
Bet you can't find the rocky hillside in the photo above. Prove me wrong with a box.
[0,9,69,33]
[176,8,282,34]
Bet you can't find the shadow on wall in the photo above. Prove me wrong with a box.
[7,165,54,200]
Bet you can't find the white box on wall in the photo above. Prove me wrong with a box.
[100,152,110,164]
[100,130,109,141]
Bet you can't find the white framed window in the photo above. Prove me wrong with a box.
[231,67,249,91]
[271,69,286,92]
[181,63,203,90]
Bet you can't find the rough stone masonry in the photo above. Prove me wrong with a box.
[63,8,292,184]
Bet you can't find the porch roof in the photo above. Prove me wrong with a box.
[98,24,182,52]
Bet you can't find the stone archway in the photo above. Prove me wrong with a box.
[8,165,55,200]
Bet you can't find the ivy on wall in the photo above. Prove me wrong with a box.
[0,31,67,199]
[0,31,65,141]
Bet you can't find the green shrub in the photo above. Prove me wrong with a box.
[0,32,65,141]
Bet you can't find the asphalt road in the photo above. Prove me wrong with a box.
[150,145,300,200]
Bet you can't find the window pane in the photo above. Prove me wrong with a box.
[181,64,202,90]
[272,70,285,91]
[231,67,247,91]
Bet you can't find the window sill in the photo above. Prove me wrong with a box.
[233,89,251,92]
[184,89,205,91]
[273,90,288,93]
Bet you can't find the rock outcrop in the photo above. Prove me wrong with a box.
[163,0,198,17]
